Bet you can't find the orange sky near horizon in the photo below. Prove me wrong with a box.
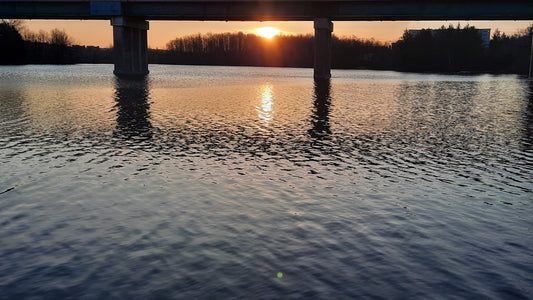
[22,20,532,49]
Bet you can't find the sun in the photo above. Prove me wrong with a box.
[255,27,281,39]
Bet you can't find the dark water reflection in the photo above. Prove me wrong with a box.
[523,81,533,150]
[114,76,152,140]
[309,79,332,139]
[0,65,532,299]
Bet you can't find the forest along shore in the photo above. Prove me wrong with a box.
[1,21,532,75]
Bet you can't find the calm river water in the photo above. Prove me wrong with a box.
[0,65,532,299]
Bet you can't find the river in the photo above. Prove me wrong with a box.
[0,64,532,299]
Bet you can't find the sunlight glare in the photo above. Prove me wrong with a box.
[257,84,274,127]
[255,27,281,39]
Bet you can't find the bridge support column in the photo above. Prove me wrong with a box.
[111,17,149,76]
[314,18,333,80]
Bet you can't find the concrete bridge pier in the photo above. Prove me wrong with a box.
[111,17,149,76]
[314,18,334,80]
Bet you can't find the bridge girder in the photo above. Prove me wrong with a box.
[1,1,532,21]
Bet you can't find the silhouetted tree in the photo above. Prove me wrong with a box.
[393,24,485,72]
[0,20,25,64]
[488,25,533,74]
[23,29,49,43]
[49,28,72,46]
[20,27,78,64]
[332,36,392,69]
[435,25,484,71]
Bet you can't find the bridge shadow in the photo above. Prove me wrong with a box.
[308,78,332,139]
[113,76,153,140]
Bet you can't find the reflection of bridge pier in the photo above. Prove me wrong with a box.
[523,81,533,150]
[309,79,332,139]
[114,76,152,139]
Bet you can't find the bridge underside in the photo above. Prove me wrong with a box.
[1,0,532,77]
[1,1,533,21]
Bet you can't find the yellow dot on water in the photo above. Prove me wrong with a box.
[277,272,283,278]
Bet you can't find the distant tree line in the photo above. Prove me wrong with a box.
[393,25,484,72]
[161,24,532,74]
[332,36,392,69]
[392,24,533,74]
[1,20,532,75]
[162,32,391,69]
[163,32,315,67]
[0,19,112,65]
[24,27,73,46]
[487,27,533,74]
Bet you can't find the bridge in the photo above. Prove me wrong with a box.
[1,0,533,78]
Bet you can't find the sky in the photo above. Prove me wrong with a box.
[22,20,533,49]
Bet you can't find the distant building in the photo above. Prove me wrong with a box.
[408,28,491,47]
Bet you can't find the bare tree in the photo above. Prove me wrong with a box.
[49,28,72,46]
[24,29,49,43]
[1,19,25,31]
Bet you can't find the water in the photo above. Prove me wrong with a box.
[0,64,532,299]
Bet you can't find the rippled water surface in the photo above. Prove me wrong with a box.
[1,65,532,299]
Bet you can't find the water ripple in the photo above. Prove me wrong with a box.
[0,65,532,299]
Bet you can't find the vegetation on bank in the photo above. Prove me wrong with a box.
[487,27,533,74]
[0,20,25,64]
[161,24,532,74]
[0,20,112,64]
[393,25,485,72]
[1,20,532,75]
[393,24,533,74]
[163,32,391,70]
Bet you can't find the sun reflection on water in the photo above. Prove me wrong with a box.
[257,84,274,127]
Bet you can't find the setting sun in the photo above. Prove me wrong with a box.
[255,27,281,38]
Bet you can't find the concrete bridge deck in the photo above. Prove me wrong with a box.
[2,0,533,20]
[1,0,533,78]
